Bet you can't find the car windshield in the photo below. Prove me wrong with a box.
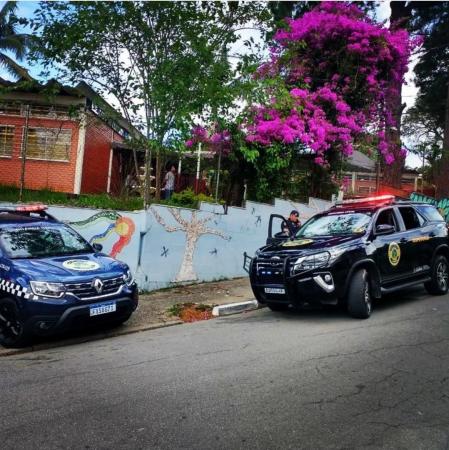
[296,212,372,238]
[0,224,92,259]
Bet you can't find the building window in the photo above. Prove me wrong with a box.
[0,102,21,116]
[358,186,376,194]
[0,125,14,157]
[26,127,72,161]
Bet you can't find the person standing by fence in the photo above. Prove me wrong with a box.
[163,165,176,200]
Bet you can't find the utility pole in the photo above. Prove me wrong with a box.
[195,142,202,194]
[19,104,30,203]
[215,142,222,204]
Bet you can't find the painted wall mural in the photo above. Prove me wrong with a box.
[150,207,230,282]
[409,192,449,222]
[68,211,136,258]
[37,196,331,292]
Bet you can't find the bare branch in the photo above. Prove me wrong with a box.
[150,206,184,232]
[203,227,230,240]
[168,208,189,228]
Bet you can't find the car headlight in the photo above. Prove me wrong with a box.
[292,248,346,273]
[30,281,66,299]
[123,269,134,286]
[293,252,330,272]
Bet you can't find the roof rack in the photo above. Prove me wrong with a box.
[0,204,57,221]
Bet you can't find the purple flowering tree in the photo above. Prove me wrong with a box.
[244,2,421,186]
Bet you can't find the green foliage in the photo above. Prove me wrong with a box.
[0,185,143,211]
[410,2,449,132]
[0,1,33,80]
[0,185,226,211]
[166,302,213,317]
[30,2,268,143]
[163,188,219,209]
[166,303,191,317]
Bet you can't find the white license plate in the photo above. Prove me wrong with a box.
[89,301,117,317]
[264,287,285,294]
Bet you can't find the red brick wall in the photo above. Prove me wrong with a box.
[0,115,79,193]
[80,114,123,194]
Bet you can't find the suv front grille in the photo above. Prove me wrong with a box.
[256,257,285,283]
[65,276,125,299]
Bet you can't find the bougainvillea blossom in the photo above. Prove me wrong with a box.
[245,1,422,165]
[186,125,232,156]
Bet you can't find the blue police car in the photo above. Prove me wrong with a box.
[0,204,138,347]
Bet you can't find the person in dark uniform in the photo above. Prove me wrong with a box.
[281,210,301,236]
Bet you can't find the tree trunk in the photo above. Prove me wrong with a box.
[382,1,412,189]
[155,151,162,201]
[383,87,405,188]
[174,232,198,282]
[434,82,449,198]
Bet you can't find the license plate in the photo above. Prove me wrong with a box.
[264,287,285,294]
[89,301,116,317]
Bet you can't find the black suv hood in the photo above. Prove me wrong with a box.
[260,234,364,255]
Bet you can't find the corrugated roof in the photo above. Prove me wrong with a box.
[347,150,376,171]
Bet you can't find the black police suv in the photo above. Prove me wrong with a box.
[244,195,449,319]
[0,204,138,347]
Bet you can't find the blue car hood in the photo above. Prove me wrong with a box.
[12,253,127,282]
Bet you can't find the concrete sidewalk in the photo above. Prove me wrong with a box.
[0,277,255,356]
[130,277,254,326]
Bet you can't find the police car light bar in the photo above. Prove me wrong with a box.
[15,204,48,212]
[337,195,395,206]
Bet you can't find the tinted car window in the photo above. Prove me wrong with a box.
[398,207,421,230]
[0,224,92,259]
[375,208,397,231]
[415,204,445,222]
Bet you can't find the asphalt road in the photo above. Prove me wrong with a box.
[2,288,449,449]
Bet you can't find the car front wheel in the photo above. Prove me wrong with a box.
[0,298,30,348]
[347,269,372,319]
[266,303,289,312]
[425,255,449,295]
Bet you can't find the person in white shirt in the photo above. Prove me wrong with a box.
[163,165,176,199]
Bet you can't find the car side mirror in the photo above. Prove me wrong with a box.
[375,224,395,235]
[92,243,103,252]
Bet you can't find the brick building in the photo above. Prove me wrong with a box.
[0,78,142,195]
[345,150,421,197]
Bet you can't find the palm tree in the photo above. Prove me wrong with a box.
[0,1,32,80]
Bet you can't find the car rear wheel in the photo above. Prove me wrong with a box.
[347,269,372,319]
[425,255,449,295]
[0,298,30,348]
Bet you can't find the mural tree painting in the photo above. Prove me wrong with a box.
[150,207,230,282]
[243,2,420,184]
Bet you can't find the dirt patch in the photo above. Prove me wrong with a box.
[168,303,215,323]
[129,277,253,327]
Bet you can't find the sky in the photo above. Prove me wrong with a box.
[2,0,422,168]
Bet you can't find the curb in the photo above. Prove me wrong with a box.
[0,320,183,358]
[0,298,261,357]
[212,299,260,316]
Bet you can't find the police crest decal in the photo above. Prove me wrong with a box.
[388,242,401,267]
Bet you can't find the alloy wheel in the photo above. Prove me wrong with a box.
[437,261,449,291]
